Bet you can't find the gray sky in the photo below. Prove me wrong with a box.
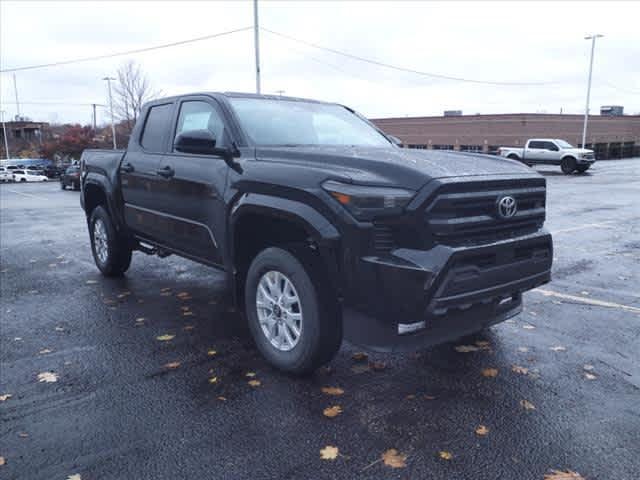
[1,1,639,125]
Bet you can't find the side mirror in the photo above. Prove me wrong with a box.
[388,135,404,148]
[174,130,228,156]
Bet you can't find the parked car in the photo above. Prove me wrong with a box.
[43,165,65,179]
[81,92,553,374]
[498,139,595,174]
[12,169,49,182]
[0,167,13,182]
[60,165,81,190]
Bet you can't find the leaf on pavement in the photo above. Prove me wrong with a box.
[352,352,368,361]
[164,362,181,370]
[520,399,536,410]
[85,280,98,284]
[369,361,386,371]
[544,470,585,480]
[321,386,344,396]
[37,372,58,383]
[351,363,370,374]
[207,350,217,356]
[550,345,566,352]
[512,365,529,375]
[382,449,407,468]
[156,334,175,341]
[455,345,480,353]
[0,456,5,466]
[475,425,490,436]
[438,450,453,461]
[177,292,192,300]
[323,405,343,418]
[522,324,536,330]
[182,311,194,317]
[208,376,219,384]
[248,379,261,387]
[245,372,256,377]
[67,475,82,480]
[0,394,11,402]
[320,445,339,461]
[481,368,498,378]
[517,346,529,352]
[584,372,597,380]
[583,364,594,371]
[424,395,437,400]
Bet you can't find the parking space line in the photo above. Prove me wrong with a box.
[533,288,640,314]
[6,189,48,200]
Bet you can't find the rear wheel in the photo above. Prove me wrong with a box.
[575,164,590,173]
[561,156,576,174]
[89,205,132,276]
[245,246,342,375]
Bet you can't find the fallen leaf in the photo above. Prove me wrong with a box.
[522,324,536,330]
[183,325,195,331]
[321,386,344,396]
[584,373,597,380]
[351,363,370,374]
[323,405,343,418]
[369,361,386,371]
[208,376,218,384]
[512,365,529,375]
[177,292,191,299]
[320,445,339,461]
[248,379,261,387]
[160,292,172,296]
[161,287,172,292]
[55,326,65,331]
[0,456,5,466]
[454,345,479,353]
[481,368,499,378]
[550,346,566,352]
[207,350,217,356]
[156,334,175,341]
[85,280,98,284]
[544,469,585,480]
[182,311,194,317]
[245,372,256,378]
[67,475,82,480]
[475,425,490,436]
[18,432,28,438]
[583,364,595,371]
[217,396,227,401]
[164,362,181,369]
[424,395,437,400]
[382,449,407,468]
[438,450,453,461]
[475,340,491,349]
[405,394,416,400]
[0,394,12,402]
[580,291,590,296]
[517,346,529,353]
[520,399,536,410]
[37,372,58,383]
[352,352,368,361]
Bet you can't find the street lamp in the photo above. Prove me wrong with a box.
[582,34,604,149]
[103,76,117,150]
[0,110,9,159]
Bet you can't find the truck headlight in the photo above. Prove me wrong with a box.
[322,180,414,220]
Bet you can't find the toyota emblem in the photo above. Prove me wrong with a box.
[497,195,517,219]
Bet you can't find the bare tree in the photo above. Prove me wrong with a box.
[113,61,159,133]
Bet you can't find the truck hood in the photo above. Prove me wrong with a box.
[256,146,536,190]
[563,148,593,155]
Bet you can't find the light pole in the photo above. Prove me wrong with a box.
[0,110,9,159]
[103,76,117,149]
[582,34,603,149]
[254,0,261,94]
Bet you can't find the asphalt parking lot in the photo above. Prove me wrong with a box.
[1,160,639,480]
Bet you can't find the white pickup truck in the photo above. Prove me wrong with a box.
[499,139,596,174]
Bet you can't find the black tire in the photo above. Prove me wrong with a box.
[575,164,590,173]
[61,181,66,190]
[20,178,26,182]
[561,156,576,174]
[89,205,132,277]
[244,246,342,375]
[507,154,520,161]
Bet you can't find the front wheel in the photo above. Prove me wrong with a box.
[245,246,342,375]
[89,205,132,276]
[561,156,576,174]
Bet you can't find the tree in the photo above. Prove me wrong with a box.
[113,61,159,133]
[40,125,97,161]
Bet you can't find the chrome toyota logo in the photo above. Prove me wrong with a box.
[497,195,517,219]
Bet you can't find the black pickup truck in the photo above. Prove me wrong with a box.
[80,92,552,374]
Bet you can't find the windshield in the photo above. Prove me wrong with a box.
[228,98,391,147]
[555,140,574,149]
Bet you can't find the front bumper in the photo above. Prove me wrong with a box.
[341,230,552,351]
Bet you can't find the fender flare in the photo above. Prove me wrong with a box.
[82,173,126,232]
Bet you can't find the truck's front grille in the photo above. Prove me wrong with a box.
[425,179,546,246]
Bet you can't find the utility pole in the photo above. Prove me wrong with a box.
[103,77,117,149]
[253,0,261,94]
[13,74,21,120]
[275,90,285,97]
[91,103,97,130]
[0,110,9,159]
[582,34,603,149]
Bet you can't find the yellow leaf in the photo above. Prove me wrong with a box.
[544,470,585,480]
[382,449,407,468]
[405,394,416,400]
[481,368,498,378]
[0,456,5,466]
[217,396,227,401]
[511,365,529,375]
[320,445,339,460]
[207,350,217,356]
[550,346,566,352]
[37,372,58,383]
[164,362,181,369]
[352,352,368,361]
[67,475,82,480]
[248,379,261,387]
[520,399,536,410]
[475,425,490,436]
[321,386,344,396]
[455,345,480,353]
[424,395,437,400]
[245,372,256,377]
[584,372,597,380]
[156,334,175,341]
[438,450,453,460]
[323,405,343,418]
[208,376,218,384]
[0,394,12,402]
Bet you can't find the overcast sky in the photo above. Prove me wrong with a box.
[1,1,639,125]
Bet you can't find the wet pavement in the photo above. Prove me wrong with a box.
[1,160,639,480]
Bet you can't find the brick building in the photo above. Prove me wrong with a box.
[371,113,640,159]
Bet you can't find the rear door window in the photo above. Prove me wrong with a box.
[140,103,173,152]
[528,141,544,149]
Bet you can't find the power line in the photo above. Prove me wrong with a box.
[0,26,252,73]
[0,101,106,107]
[261,27,563,87]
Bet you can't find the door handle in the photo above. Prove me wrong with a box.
[120,162,135,173]
[156,166,175,179]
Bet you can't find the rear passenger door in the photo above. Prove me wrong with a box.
[120,102,174,242]
[153,96,231,266]
[525,141,545,161]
